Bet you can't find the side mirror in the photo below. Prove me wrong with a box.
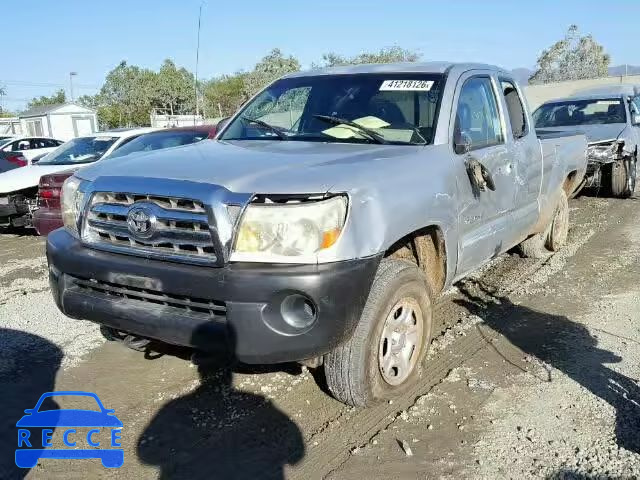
[454,131,472,155]
[31,153,46,164]
[632,114,640,126]
[23,409,34,415]
[465,157,496,194]
[215,117,230,133]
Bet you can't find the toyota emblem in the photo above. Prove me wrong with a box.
[127,206,156,239]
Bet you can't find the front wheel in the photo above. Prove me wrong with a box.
[324,259,433,407]
[609,157,636,198]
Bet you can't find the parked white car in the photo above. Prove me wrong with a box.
[0,127,157,227]
[0,136,65,164]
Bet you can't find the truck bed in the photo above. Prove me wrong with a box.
[537,128,588,202]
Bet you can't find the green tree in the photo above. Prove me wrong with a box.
[243,48,301,98]
[530,25,610,84]
[0,86,10,116]
[27,89,67,109]
[153,59,195,115]
[203,74,247,118]
[97,61,155,127]
[315,46,421,68]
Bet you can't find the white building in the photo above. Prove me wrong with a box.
[150,112,204,128]
[0,117,22,135]
[18,103,98,141]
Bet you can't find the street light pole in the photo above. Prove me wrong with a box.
[69,71,78,102]
[194,2,204,125]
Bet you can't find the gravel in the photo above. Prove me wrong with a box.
[0,259,104,370]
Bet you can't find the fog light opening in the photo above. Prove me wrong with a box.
[281,294,317,329]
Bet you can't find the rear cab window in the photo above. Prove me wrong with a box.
[500,80,528,139]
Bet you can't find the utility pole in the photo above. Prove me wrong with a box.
[69,71,78,102]
[194,2,204,125]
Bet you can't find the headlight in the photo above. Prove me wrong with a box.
[232,195,348,262]
[61,176,84,233]
[587,141,623,162]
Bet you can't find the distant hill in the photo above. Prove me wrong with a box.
[509,65,640,86]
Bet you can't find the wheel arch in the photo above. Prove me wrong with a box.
[384,224,449,295]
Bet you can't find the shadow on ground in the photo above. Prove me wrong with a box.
[137,328,305,480]
[0,226,39,237]
[547,469,629,479]
[0,328,62,480]
[456,281,640,455]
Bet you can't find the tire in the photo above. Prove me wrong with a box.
[518,190,569,258]
[609,158,636,198]
[569,177,586,199]
[545,189,569,252]
[517,231,546,259]
[324,258,433,407]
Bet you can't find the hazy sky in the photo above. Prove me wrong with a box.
[3,0,637,110]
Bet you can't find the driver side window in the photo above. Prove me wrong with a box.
[454,77,504,153]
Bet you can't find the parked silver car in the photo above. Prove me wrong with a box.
[47,62,587,406]
[533,85,640,197]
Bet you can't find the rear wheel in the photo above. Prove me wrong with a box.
[545,189,569,252]
[518,190,569,258]
[324,258,433,407]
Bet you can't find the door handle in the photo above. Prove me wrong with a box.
[465,156,496,193]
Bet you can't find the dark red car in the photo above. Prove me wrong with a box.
[33,125,217,235]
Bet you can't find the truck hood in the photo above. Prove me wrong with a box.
[539,124,625,144]
[0,164,77,194]
[77,140,425,194]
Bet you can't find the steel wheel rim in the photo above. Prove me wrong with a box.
[378,297,423,386]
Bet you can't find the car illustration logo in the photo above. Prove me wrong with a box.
[15,391,124,469]
[127,205,156,239]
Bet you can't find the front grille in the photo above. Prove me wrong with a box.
[73,276,226,318]
[82,192,218,264]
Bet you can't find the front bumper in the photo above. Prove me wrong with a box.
[47,229,381,364]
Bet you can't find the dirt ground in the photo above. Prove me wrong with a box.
[1,191,639,480]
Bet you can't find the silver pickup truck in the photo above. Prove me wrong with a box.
[47,62,587,406]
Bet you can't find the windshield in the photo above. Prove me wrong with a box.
[38,136,118,165]
[107,130,210,159]
[220,73,445,145]
[534,98,627,127]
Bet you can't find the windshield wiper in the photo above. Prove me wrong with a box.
[313,115,388,145]
[241,116,287,140]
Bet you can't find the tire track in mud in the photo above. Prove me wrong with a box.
[290,194,613,480]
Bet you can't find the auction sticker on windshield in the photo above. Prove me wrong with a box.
[379,80,434,91]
